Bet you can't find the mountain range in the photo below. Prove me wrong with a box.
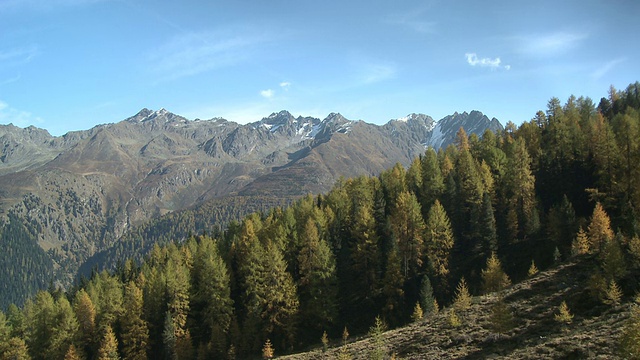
[0,108,502,307]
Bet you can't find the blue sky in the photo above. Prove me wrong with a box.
[1,0,638,136]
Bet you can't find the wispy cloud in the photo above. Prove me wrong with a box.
[386,6,436,34]
[0,46,39,65]
[260,89,274,99]
[465,53,510,70]
[0,0,109,11]
[592,58,626,79]
[148,28,274,82]
[0,101,43,128]
[279,82,291,90]
[358,62,397,85]
[514,31,587,56]
[0,74,22,86]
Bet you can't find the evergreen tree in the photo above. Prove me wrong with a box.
[262,338,274,359]
[418,276,437,315]
[23,291,56,360]
[411,302,423,323]
[587,203,614,254]
[191,236,233,351]
[381,247,405,326]
[73,289,97,358]
[424,200,454,280]
[120,281,149,360]
[488,298,515,334]
[162,311,177,360]
[504,137,538,239]
[297,218,338,338]
[571,227,590,256]
[64,344,81,360]
[97,325,120,360]
[390,191,425,279]
[481,253,511,294]
[619,302,640,358]
[368,316,386,360]
[453,277,471,311]
[49,295,79,360]
[419,148,444,215]
[478,192,498,257]
[2,336,30,360]
[555,301,573,324]
[602,234,627,281]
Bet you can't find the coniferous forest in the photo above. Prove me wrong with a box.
[1,82,640,359]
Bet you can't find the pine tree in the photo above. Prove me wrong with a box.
[24,291,56,360]
[368,316,386,360]
[97,326,120,360]
[390,191,425,279]
[64,344,82,360]
[73,289,96,357]
[298,218,338,337]
[262,339,274,359]
[571,227,590,256]
[604,280,623,306]
[321,331,329,352]
[453,277,472,311]
[619,302,640,358]
[2,336,30,360]
[120,281,149,360]
[162,311,177,360]
[554,301,573,324]
[527,260,539,277]
[424,200,454,279]
[418,276,437,315]
[49,295,79,360]
[602,234,628,281]
[481,253,511,294]
[420,148,445,214]
[479,192,498,257]
[504,138,538,239]
[381,247,405,326]
[337,327,352,360]
[447,308,461,327]
[588,203,614,254]
[411,302,424,323]
[191,236,233,347]
[488,298,515,334]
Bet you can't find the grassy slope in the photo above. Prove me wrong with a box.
[282,257,634,359]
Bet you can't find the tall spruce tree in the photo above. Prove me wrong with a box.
[298,218,338,339]
[120,281,149,360]
[424,200,454,280]
[390,191,425,279]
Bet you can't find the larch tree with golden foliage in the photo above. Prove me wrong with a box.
[481,252,511,294]
[587,203,614,254]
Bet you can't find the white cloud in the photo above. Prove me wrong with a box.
[465,53,509,70]
[148,28,273,81]
[592,58,626,79]
[260,89,274,99]
[279,81,291,90]
[514,32,587,56]
[0,101,43,128]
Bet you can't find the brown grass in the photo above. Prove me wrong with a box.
[281,258,632,359]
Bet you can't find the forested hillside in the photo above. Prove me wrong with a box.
[1,82,640,359]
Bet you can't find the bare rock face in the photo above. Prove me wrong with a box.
[0,108,502,305]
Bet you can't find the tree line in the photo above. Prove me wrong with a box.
[1,81,640,359]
